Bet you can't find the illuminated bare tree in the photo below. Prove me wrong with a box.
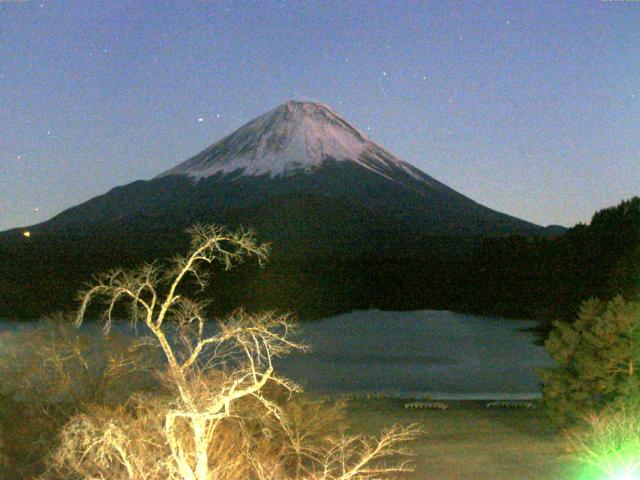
[75,225,301,480]
[66,224,420,480]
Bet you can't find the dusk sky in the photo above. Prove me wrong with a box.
[1,0,638,231]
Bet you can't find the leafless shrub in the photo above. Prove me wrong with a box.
[0,314,160,479]
[3,313,160,405]
[305,425,421,480]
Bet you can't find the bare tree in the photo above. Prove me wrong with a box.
[60,224,420,480]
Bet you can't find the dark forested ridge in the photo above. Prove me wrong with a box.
[0,197,637,328]
[458,197,640,329]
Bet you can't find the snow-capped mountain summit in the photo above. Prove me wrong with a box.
[157,101,430,188]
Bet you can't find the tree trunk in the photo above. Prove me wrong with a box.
[193,416,209,480]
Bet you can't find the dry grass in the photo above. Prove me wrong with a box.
[343,398,580,480]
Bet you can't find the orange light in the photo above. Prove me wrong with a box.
[23,231,31,238]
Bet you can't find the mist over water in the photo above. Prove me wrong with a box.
[276,310,553,399]
[0,310,553,400]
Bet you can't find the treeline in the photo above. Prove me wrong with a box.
[235,197,639,329]
[0,198,637,329]
[458,196,640,326]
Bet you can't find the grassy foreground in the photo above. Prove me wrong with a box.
[341,398,580,480]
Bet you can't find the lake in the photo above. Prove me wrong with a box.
[0,309,554,400]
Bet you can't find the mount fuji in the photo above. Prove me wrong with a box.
[0,101,550,318]
[35,101,543,241]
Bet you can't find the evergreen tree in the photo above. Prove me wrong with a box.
[538,296,640,426]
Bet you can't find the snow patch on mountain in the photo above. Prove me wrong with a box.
[157,101,432,187]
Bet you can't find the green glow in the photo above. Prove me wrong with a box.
[574,447,640,480]
[608,469,640,480]
[577,463,640,480]
[599,453,640,480]
[590,457,640,480]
